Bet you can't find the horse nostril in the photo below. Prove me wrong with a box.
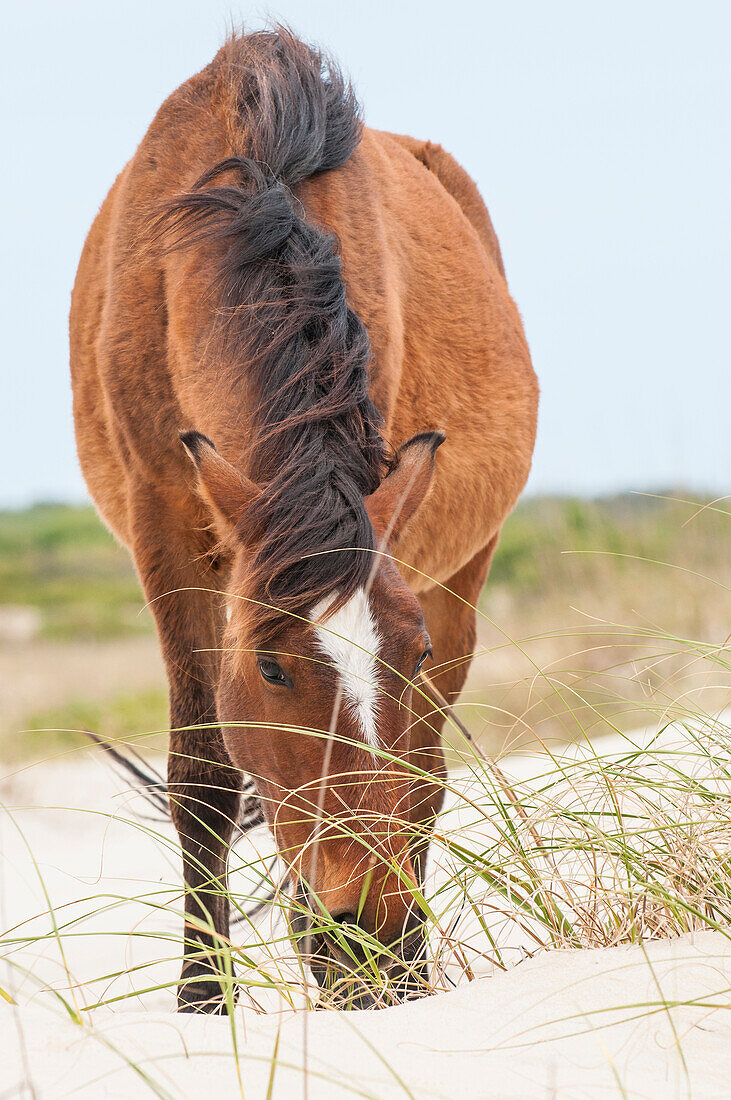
[331,910,359,928]
[327,910,370,961]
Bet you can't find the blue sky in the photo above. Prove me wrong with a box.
[2,0,729,505]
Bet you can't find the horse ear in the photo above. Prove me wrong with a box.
[366,431,445,543]
[179,430,260,538]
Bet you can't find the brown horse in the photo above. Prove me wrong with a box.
[70,29,537,1011]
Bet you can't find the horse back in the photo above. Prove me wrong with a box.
[70,44,537,586]
[298,129,537,584]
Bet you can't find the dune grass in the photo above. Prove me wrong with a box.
[1,493,729,1094]
[2,548,729,1015]
[2,693,730,1026]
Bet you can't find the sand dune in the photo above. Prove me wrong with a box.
[2,721,730,1098]
[2,930,729,1098]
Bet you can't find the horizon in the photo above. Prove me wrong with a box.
[3,485,724,516]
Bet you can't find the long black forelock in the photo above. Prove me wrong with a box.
[153,28,394,641]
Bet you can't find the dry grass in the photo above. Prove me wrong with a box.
[2,491,729,761]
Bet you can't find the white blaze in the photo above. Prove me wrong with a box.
[309,588,382,747]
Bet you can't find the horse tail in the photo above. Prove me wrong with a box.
[226,26,362,185]
[84,731,265,834]
[85,732,282,923]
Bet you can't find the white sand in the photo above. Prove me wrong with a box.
[2,932,730,1098]
[2,721,730,1098]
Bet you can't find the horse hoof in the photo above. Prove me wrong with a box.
[177,969,236,1014]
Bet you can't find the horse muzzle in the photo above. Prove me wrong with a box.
[291,888,429,1008]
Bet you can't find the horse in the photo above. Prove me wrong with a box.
[70,28,538,1012]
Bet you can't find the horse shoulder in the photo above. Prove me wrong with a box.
[70,169,138,544]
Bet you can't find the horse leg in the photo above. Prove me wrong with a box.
[390,539,497,998]
[130,494,241,1013]
[407,536,498,888]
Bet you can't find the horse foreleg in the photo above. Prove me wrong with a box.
[407,537,498,885]
[131,495,241,1012]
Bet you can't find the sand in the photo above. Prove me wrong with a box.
[2,932,729,1098]
[2,723,730,1098]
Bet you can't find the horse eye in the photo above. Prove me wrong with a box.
[413,645,432,679]
[257,657,290,687]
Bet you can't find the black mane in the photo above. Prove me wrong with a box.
[155,29,392,639]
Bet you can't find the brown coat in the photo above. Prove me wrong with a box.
[70,30,537,1011]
